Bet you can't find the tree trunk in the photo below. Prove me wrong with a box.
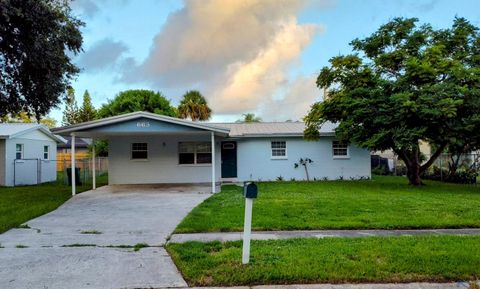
[406,163,422,186]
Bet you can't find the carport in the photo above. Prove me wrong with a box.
[52,111,230,195]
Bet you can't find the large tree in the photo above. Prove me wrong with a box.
[62,87,79,126]
[178,90,212,121]
[95,89,177,156]
[304,17,480,185]
[0,0,83,121]
[98,89,177,118]
[77,90,97,122]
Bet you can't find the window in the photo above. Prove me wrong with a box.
[271,141,287,158]
[332,140,349,158]
[43,145,49,160]
[15,144,23,160]
[131,143,148,159]
[179,142,212,164]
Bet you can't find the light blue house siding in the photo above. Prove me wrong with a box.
[2,130,57,186]
[236,137,371,181]
[108,134,222,185]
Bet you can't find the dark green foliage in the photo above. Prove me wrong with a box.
[423,166,478,184]
[0,0,83,121]
[77,90,97,123]
[237,113,262,123]
[178,90,211,121]
[305,18,480,185]
[62,87,79,125]
[167,236,480,286]
[98,89,177,118]
[175,176,480,233]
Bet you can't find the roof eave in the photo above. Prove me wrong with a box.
[52,112,230,135]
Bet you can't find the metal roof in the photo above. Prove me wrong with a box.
[210,121,337,137]
[0,123,66,143]
[51,111,336,138]
[52,111,230,135]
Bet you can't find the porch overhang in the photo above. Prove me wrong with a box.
[52,111,230,138]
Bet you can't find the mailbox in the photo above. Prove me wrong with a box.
[243,182,258,199]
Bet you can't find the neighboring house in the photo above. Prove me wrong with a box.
[56,136,92,172]
[0,124,66,186]
[53,111,371,193]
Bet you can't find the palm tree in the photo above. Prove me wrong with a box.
[178,90,212,121]
[238,113,262,123]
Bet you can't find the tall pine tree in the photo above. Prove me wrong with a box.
[62,87,79,126]
[78,90,97,122]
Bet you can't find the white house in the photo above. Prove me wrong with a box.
[53,111,371,194]
[0,124,66,186]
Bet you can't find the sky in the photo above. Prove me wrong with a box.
[51,0,480,123]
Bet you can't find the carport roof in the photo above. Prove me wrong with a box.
[52,111,231,136]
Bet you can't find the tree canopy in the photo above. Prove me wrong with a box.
[98,90,177,118]
[304,17,480,185]
[178,90,212,121]
[238,113,262,123]
[0,0,83,121]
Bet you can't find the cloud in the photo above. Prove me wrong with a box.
[71,0,131,18]
[122,0,329,117]
[209,19,319,113]
[260,75,322,121]
[78,39,128,72]
[71,0,101,18]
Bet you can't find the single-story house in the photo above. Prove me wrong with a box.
[0,123,66,186]
[53,111,370,194]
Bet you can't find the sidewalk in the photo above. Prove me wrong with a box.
[158,282,478,289]
[169,228,480,243]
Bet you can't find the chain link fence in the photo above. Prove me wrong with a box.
[372,153,480,184]
[13,157,108,187]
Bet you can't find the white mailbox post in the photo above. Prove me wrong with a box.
[242,182,258,264]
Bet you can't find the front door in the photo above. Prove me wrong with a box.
[221,141,237,178]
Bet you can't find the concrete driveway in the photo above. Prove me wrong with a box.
[0,185,211,289]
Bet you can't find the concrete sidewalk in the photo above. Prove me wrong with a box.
[169,228,480,243]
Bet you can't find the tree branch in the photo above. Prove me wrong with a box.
[420,143,447,173]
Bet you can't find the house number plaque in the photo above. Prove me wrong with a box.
[136,121,150,128]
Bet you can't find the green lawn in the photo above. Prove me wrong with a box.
[0,174,108,233]
[175,176,480,233]
[167,235,480,286]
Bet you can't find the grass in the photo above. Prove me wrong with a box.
[0,173,108,234]
[175,176,480,233]
[167,235,480,286]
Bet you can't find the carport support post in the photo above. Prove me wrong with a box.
[71,133,76,196]
[92,138,96,190]
[211,132,216,193]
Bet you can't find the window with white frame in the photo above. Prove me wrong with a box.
[178,142,212,164]
[131,143,148,159]
[271,141,287,158]
[15,144,23,160]
[43,145,49,160]
[332,140,349,157]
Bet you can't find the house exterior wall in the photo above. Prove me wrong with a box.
[108,134,222,185]
[3,130,57,186]
[236,136,371,181]
[0,139,5,186]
